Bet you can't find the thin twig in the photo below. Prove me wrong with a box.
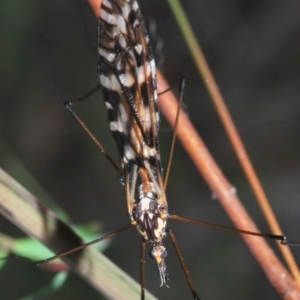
[166,0,300,285]
[156,72,300,299]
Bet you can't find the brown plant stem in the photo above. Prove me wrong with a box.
[166,0,300,284]
[156,72,300,299]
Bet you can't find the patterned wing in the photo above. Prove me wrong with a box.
[98,0,160,170]
[98,0,169,286]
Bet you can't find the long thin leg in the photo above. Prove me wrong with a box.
[170,214,287,244]
[124,166,137,223]
[64,92,122,175]
[140,238,146,300]
[67,85,101,105]
[168,230,200,300]
[33,224,134,266]
[163,78,186,189]
[65,102,121,175]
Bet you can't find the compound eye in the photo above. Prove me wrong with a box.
[149,251,155,259]
[118,176,125,186]
[161,250,168,259]
[150,247,167,260]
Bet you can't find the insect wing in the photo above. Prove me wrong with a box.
[98,0,160,170]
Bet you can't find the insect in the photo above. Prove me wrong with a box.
[99,0,170,286]
[32,0,292,299]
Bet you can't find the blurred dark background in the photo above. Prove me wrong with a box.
[1,0,300,299]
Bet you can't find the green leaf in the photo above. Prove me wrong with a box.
[11,222,110,261]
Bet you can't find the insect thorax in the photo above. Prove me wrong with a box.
[134,188,168,243]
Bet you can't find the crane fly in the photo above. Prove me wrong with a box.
[34,0,290,299]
